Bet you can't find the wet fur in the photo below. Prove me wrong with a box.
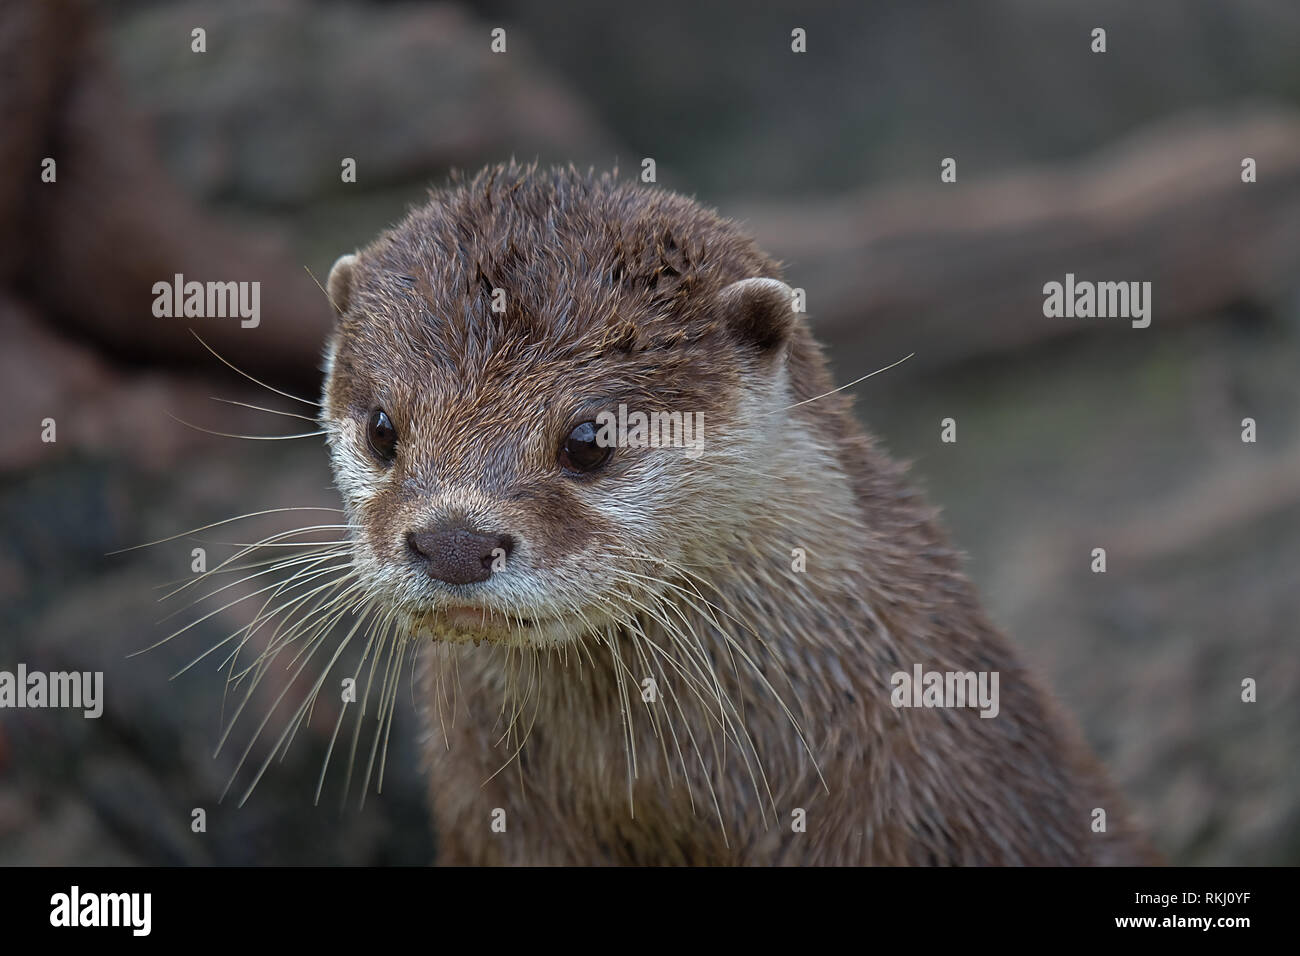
[321,162,1157,865]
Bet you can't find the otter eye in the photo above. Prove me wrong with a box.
[559,420,612,474]
[367,408,398,462]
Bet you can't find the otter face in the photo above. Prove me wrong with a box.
[319,167,800,648]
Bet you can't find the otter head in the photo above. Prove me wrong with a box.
[320,165,805,647]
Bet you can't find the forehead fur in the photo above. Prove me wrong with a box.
[333,162,780,383]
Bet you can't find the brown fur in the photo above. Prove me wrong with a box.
[321,162,1157,865]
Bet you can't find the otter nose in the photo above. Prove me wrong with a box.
[406,526,514,585]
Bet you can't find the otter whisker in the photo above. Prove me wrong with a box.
[316,604,396,806]
[205,563,360,679]
[598,624,644,815]
[170,563,355,680]
[620,565,754,776]
[159,553,348,638]
[138,559,354,659]
[270,584,373,757]
[235,602,378,806]
[431,643,452,751]
[302,264,343,317]
[616,569,731,702]
[219,571,359,682]
[375,634,407,795]
[621,616,670,755]
[595,592,728,842]
[207,396,323,424]
[150,543,348,592]
[618,611,689,800]
[270,575,367,669]
[598,564,735,737]
[340,604,404,810]
[214,580,363,748]
[512,642,544,791]
[714,628,827,796]
[158,522,353,602]
[450,642,464,732]
[489,643,515,740]
[215,574,360,732]
[631,624,730,843]
[658,575,826,798]
[359,619,405,807]
[110,506,344,556]
[161,546,350,616]
[316,688,353,805]
[607,558,808,820]
[188,329,322,408]
[406,637,421,717]
[607,583,728,752]
[632,617,713,810]
[214,582,366,758]
[164,410,325,441]
[611,580,772,827]
[621,548,816,738]
[781,351,913,411]
[482,641,542,788]
[186,539,352,549]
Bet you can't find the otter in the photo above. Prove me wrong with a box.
[315,162,1155,865]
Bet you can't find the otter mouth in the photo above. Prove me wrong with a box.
[404,604,553,645]
[438,604,537,629]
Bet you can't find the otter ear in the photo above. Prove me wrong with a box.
[717,277,797,355]
[326,253,358,316]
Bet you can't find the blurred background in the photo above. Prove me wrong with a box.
[2,0,1298,864]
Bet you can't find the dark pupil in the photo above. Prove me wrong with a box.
[564,421,608,471]
[368,409,397,460]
